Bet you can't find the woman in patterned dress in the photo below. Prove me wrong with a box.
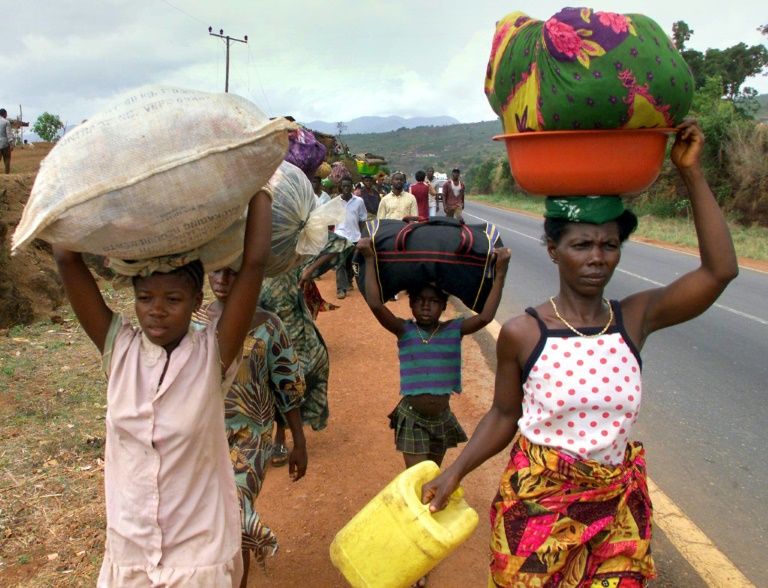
[199,268,307,587]
[260,232,354,451]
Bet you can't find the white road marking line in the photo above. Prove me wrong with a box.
[465,211,768,327]
[647,478,756,587]
[614,269,768,326]
[482,317,755,588]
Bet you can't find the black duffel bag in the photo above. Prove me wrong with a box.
[354,218,503,311]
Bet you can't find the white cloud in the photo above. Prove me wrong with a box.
[3,0,766,129]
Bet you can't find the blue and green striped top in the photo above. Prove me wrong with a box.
[398,319,464,396]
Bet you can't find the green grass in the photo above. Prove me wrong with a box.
[471,193,768,262]
[343,120,505,175]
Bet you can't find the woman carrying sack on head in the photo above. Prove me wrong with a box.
[422,121,738,587]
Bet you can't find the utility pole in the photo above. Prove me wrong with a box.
[208,27,248,93]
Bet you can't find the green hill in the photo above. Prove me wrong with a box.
[342,92,768,174]
[341,120,506,176]
[756,94,768,122]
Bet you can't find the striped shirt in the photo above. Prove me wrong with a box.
[398,319,463,396]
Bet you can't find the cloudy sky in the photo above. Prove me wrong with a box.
[4,0,767,132]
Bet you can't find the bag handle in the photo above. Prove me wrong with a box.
[394,219,474,256]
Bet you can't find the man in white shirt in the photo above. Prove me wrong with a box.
[426,167,439,217]
[442,168,465,221]
[0,109,14,174]
[334,178,368,299]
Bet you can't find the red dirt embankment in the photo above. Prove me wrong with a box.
[0,173,63,328]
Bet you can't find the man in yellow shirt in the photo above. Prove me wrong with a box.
[377,172,419,221]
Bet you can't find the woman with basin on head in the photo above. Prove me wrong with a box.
[422,121,738,587]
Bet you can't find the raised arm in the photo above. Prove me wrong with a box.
[461,247,511,335]
[356,238,405,336]
[622,121,738,346]
[422,316,525,511]
[52,247,113,353]
[217,190,272,370]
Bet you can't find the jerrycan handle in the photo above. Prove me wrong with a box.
[406,461,466,519]
[398,460,478,555]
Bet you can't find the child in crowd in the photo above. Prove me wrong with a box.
[356,239,511,469]
[52,191,272,587]
[196,266,308,587]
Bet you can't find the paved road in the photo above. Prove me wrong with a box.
[463,201,768,587]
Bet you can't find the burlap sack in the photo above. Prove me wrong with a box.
[12,85,294,258]
[203,161,346,276]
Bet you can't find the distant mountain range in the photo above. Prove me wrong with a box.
[302,115,461,135]
[757,94,768,122]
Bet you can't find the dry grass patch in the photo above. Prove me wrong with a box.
[6,144,54,175]
[0,286,131,586]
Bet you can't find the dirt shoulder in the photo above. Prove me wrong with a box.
[252,276,507,587]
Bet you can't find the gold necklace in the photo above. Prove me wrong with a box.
[414,323,441,344]
[549,297,614,338]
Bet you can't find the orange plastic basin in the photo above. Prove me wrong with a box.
[494,128,675,196]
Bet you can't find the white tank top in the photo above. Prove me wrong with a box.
[518,302,642,465]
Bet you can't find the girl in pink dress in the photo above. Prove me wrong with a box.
[53,191,272,587]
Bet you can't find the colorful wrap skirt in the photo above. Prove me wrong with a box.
[489,436,655,587]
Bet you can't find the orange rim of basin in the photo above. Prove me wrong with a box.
[493,128,676,196]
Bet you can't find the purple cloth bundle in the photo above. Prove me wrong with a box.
[284,128,327,177]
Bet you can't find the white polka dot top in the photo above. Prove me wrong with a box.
[518,301,642,466]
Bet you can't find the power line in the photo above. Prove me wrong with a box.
[246,44,273,116]
[157,0,208,25]
[208,27,248,93]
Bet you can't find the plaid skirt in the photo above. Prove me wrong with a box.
[388,398,467,456]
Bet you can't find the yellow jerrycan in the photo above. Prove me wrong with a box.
[330,460,479,587]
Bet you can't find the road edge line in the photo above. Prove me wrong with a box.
[646,478,755,588]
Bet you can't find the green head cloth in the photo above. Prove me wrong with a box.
[544,196,625,224]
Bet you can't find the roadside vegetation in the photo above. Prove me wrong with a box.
[0,291,131,586]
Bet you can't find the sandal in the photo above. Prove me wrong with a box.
[271,443,289,467]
